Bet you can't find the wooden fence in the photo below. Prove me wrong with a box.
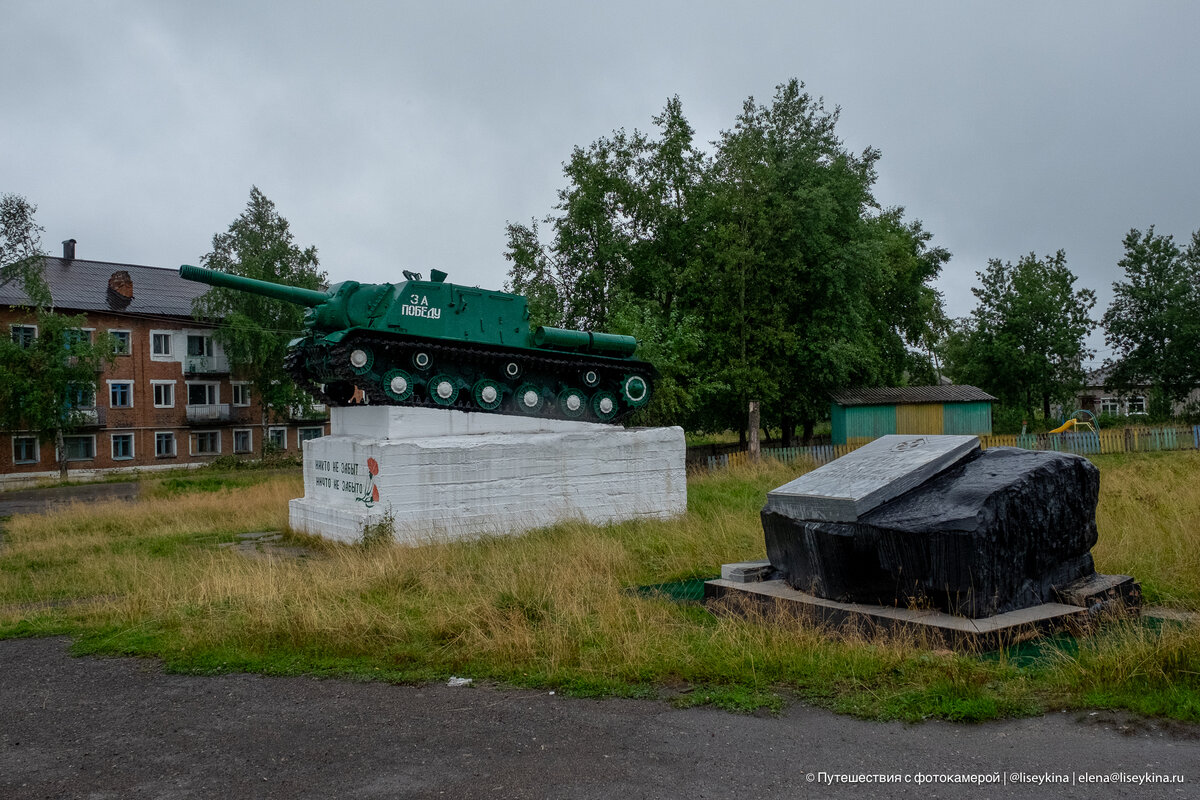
[701,425,1200,471]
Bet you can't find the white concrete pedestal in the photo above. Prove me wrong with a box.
[288,407,687,544]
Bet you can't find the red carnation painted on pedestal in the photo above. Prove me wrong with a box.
[367,457,379,476]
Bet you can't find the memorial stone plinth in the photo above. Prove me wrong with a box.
[288,406,687,544]
[761,435,1117,618]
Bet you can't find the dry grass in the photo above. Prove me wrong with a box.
[1092,451,1200,606]
[1,454,1199,721]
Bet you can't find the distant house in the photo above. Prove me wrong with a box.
[1,240,329,484]
[1075,367,1200,417]
[830,385,996,445]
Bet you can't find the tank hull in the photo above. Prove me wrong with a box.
[287,331,655,424]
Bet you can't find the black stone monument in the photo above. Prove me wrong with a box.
[759,436,1137,619]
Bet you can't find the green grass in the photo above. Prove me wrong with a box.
[0,454,302,495]
[0,454,1198,723]
[145,473,272,498]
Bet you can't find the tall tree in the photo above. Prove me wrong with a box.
[505,97,712,426]
[0,192,50,307]
[192,187,326,455]
[695,81,942,441]
[506,129,646,331]
[864,211,952,385]
[0,312,116,479]
[1102,226,1200,412]
[945,251,1096,418]
[505,82,948,437]
[1,193,115,478]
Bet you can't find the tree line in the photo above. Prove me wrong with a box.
[507,82,1200,436]
[942,227,1200,428]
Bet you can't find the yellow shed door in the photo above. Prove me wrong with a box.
[895,403,943,435]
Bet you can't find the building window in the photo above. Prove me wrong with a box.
[12,436,39,464]
[233,429,252,453]
[63,435,96,461]
[10,324,36,348]
[186,334,214,358]
[298,427,323,449]
[1100,398,1121,415]
[110,330,131,355]
[66,384,96,409]
[193,431,220,455]
[232,383,251,407]
[151,332,173,357]
[64,329,93,350]
[187,383,218,406]
[111,433,134,460]
[268,427,287,451]
[153,382,175,408]
[1128,395,1147,414]
[155,432,177,458]
[109,381,133,408]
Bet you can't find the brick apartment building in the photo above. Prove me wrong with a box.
[1,240,329,483]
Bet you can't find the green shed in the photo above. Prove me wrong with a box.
[830,385,996,445]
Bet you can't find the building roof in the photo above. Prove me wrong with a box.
[830,385,997,407]
[0,256,205,318]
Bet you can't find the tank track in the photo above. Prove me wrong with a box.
[286,332,655,424]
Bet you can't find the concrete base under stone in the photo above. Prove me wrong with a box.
[705,577,1087,649]
[704,560,1140,649]
[1053,573,1142,613]
[288,406,686,544]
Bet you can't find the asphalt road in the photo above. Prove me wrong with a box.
[1,637,1196,799]
[0,482,139,517]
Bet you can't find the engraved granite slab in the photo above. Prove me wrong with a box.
[764,434,979,522]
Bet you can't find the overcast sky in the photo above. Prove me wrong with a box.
[4,1,1199,366]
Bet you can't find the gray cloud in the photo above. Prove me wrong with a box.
[5,1,1199,365]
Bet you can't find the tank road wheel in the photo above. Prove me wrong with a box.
[620,374,650,407]
[514,383,545,415]
[558,388,588,419]
[325,381,357,405]
[348,346,374,376]
[382,369,414,402]
[412,351,432,371]
[429,373,459,407]
[582,369,600,388]
[472,378,504,411]
[591,391,619,422]
[503,361,522,380]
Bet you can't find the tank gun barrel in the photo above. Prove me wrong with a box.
[179,264,330,307]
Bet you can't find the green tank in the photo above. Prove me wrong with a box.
[178,265,655,423]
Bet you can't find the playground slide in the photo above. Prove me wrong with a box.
[1050,410,1099,435]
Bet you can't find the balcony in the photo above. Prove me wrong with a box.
[288,402,329,421]
[186,403,231,423]
[71,407,106,428]
[184,355,230,375]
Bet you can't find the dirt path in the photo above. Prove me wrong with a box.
[1,637,1196,799]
